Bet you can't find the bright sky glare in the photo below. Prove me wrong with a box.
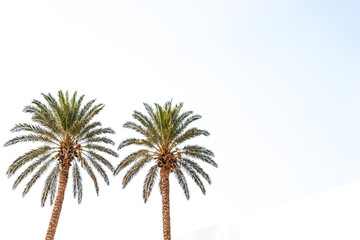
[0,0,359,239]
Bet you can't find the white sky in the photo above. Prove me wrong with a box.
[0,0,359,239]
[178,181,360,239]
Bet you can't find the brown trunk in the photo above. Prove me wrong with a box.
[160,167,171,240]
[45,164,70,240]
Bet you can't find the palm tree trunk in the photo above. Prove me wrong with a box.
[45,164,70,240]
[160,167,171,240]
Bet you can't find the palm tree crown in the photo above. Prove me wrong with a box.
[5,90,117,206]
[114,101,217,202]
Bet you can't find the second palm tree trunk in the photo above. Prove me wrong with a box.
[45,165,70,240]
[160,168,171,240]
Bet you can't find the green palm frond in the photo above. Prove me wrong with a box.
[4,134,57,147]
[32,98,62,133]
[171,114,201,140]
[88,157,110,185]
[23,159,54,196]
[122,155,152,188]
[13,153,53,189]
[78,98,95,119]
[181,158,211,184]
[77,121,101,136]
[83,161,99,196]
[84,144,118,157]
[23,105,60,134]
[68,92,82,126]
[79,103,104,128]
[84,137,115,145]
[174,168,190,199]
[143,103,156,121]
[40,93,61,117]
[81,127,115,140]
[180,161,206,195]
[68,120,84,136]
[143,165,159,203]
[41,164,61,207]
[84,151,114,172]
[123,121,148,137]
[132,110,159,140]
[172,110,193,127]
[181,145,217,167]
[114,149,151,175]
[72,161,83,204]
[11,123,60,142]
[173,128,210,146]
[182,145,214,157]
[6,146,52,177]
[118,138,155,150]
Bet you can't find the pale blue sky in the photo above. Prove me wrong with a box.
[0,0,359,239]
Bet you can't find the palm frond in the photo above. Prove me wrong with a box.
[123,121,148,137]
[42,94,68,132]
[84,144,118,157]
[5,134,56,147]
[132,110,159,140]
[83,161,99,196]
[71,94,84,121]
[85,151,114,172]
[81,127,115,140]
[114,149,151,175]
[143,165,159,203]
[33,97,62,133]
[122,155,152,188]
[79,121,102,137]
[171,114,201,140]
[72,161,83,204]
[172,110,193,129]
[57,90,70,130]
[12,153,53,189]
[22,159,53,196]
[172,128,209,146]
[23,105,60,134]
[143,103,156,121]
[40,93,61,119]
[153,103,166,144]
[181,146,217,168]
[41,164,60,207]
[68,120,84,137]
[78,98,96,120]
[79,103,104,128]
[68,92,82,126]
[84,137,115,145]
[181,158,212,184]
[182,145,214,157]
[118,138,154,150]
[88,157,110,185]
[180,161,206,195]
[174,168,190,199]
[11,123,60,142]
[6,146,52,177]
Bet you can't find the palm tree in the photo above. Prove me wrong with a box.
[4,90,117,240]
[114,101,218,240]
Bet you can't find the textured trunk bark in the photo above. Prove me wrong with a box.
[45,164,70,240]
[160,168,171,240]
